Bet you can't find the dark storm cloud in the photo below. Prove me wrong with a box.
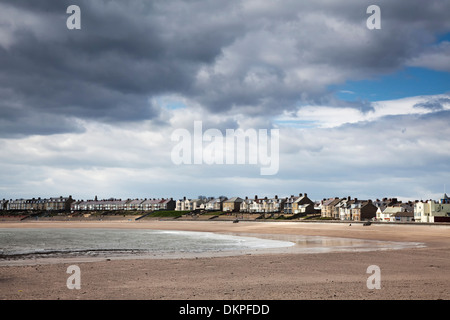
[187,0,450,115]
[0,0,449,136]
[0,0,243,135]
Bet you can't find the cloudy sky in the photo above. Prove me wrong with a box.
[1,0,449,202]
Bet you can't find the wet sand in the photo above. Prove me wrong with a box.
[0,220,449,300]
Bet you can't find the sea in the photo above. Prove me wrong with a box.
[0,228,425,265]
[0,228,295,264]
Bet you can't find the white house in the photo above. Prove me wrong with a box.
[205,197,226,211]
[378,206,404,222]
[414,194,450,223]
[240,197,252,212]
[266,196,285,213]
[175,197,205,211]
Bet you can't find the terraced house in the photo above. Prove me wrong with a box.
[285,193,315,215]
[140,198,175,211]
[7,199,27,210]
[6,196,74,211]
[0,199,8,210]
[241,196,264,213]
[205,197,227,211]
[71,198,175,212]
[336,197,355,221]
[175,197,206,211]
[320,197,343,219]
[125,199,143,211]
[46,196,75,211]
[350,200,377,221]
[223,197,244,212]
[265,195,286,213]
[71,198,126,211]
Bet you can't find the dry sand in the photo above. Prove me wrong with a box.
[0,220,449,300]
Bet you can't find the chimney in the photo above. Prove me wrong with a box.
[304,193,307,197]
[275,195,278,199]
[299,193,303,197]
[348,196,351,201]
[183,196,186,200]
[255,195,258,200]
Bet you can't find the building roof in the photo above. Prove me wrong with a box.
[351,200,371,209]
[141,199,168,204]
[294,195,306,203]
[383,206,404,214]
[323,198,342,206]
[224,197,244,203]
[206,198,224,204]
[126,199,143,205]
[394,211,414,217]
[190,199,205,203]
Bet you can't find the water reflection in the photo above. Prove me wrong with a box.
[232,233,426,254]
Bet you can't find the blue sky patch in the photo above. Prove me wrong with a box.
[333,67,450,102]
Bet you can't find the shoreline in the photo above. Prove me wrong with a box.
[1,220,449,300]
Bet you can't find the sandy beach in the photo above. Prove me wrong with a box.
[0,220,449,300]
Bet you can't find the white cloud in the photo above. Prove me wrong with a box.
[1,93,449,201]
[276,94,450,128]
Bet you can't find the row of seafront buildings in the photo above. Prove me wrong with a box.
[177,193,450,223]
[71,197,176,212]
[1,196,74,211]
[1,193,450,223]
[176,193,316,216]
[0,196,176,212]
[320,194,450,223]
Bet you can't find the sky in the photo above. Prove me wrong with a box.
[0,0,449,202]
